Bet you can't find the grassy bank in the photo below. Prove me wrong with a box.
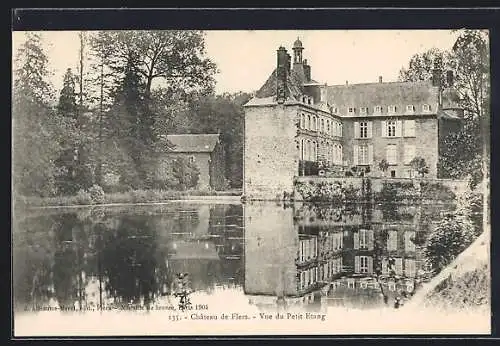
[406,230,490,313]
[15,189,243,208]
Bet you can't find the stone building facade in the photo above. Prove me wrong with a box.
[243,38,463,200]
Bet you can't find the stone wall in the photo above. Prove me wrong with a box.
[244,104,299,200]
[293,176,469,202]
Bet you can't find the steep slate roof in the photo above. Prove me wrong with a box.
[166,134,220,153]
[327,80,441,117]
[254,68,305,101]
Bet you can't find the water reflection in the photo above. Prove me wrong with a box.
[13,201,454,314]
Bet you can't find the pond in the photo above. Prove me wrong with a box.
[13,200,488,335]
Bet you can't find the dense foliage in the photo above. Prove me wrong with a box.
[13,31,249,200]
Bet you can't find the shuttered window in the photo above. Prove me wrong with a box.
[404,120,416,137]
[387,231,398,251]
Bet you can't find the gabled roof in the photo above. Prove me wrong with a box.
[166,134,220,153]
[327,80,441,117]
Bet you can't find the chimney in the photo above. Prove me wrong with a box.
[304,65,311,82]
[446,70,454,86]
[432,56,443,88]
[276,46,288,103]
[378,76,383,83]
[287,53,292,73]
[345,80,349,86]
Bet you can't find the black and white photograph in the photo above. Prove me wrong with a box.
[12,25,491,336]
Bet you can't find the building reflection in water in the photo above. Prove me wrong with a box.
[13,200,451,313]
[243,200,448,311]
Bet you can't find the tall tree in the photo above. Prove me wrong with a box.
[399,30,490,194]
[58,68,78,119]
[54,68,80,194]
[13,33,67,197]
[398,48,453,86]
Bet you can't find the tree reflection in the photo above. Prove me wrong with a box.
[100,216,164,307]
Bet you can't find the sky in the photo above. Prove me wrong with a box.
[12,30,460,95]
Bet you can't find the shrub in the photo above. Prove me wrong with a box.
[410,156,430,178]
[424,213,475,274]
[76,189,93,205]
[88,184,105,204]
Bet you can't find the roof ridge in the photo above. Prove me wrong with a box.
[327,80,434,88]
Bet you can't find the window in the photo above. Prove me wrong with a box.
[313,116,317,131]
[307,114,311,130]
[321,119,325,133]
[359,229,368,248]
[327,120,330,135]
[395,258,403,275]
[386,144,397,164]
[360,256,369,273]
[189,155,196,163]
[404,145,416,165]
[390,170,396,178]
[406,105,415,112]
[387,120,397,137]
[359,145,369,165]
[374,105,382,114]
[403,120,416,137]
[301,139,305,160]
[387,231,398,251]
[300,114,305,129]
[348,107,355,114]
[354,144,371,165]
[339,123,343,137]
[388,105,397,114]
[405,259,416,277]
[333,107,338,114]
[360,107,368,115]
[359,122,368,138]
[423,104,431,112]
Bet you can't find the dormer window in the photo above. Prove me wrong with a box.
[348,107,355,114]
[302,96,307,103]
[360,107,368,115]
[406,105,415,112]
[388,105,397,114]
[333,107,338,114]
[423,104,431,112]
[308,97,312,105]
[374,105,382,114]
